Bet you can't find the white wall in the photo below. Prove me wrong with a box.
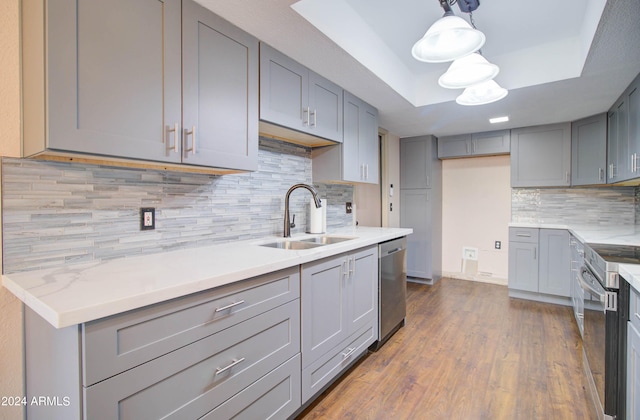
[0,1,25,418]
[441,155,511,285]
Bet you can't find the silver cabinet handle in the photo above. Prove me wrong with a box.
[472,141,476,153]
[342,259,348,280]
[303,107,310,127]
[215,300,245,313]
[349,256,355,277]
[516,233,531,237]
[310,109,317,127]
[565,171,570,184]
[426,175,430,187]
[534,247,537,260]
[184,126,196,155]
[342,347,357,359]
[609,163,615,179]
[215,357,245,375]
[365,164,369,180]
[166,123,179,153]
[599,168,604,181]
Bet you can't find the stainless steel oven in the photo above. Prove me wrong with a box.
[581,243,631,420]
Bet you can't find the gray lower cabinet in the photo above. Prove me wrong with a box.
[571,113,607,186]
[24,267,301,419]
[508,227,571,303]
[301,245,378,402]
[312,91,379,184]
[22,0,258,172]
[628,286,640,419]
[399,135,442,281]
[510,123,571,187]
[259,43,343,143]
[438,130,510,159]
[628,322,640,420]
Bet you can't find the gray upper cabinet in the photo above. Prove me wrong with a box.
[437,134,471,159]
[571,113,607,186]
[438,130,510,159]
[259,43,343,143]
[24,0,182,163]
[22,0,258,173]
[472,130,511,156]
[312,91,379,184]
[608,71,640,183]
[182,0,258,171]
[401,136,432,189]
[510,123,571,187]
[608,97,630,182]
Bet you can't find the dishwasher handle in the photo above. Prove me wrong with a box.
[385,247,404,256]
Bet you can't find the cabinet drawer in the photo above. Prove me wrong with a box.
[83,267,299,386]
[631,286,640,332]
[302,320,376,403]
[84,299,300,420]
[201,354,301,420]
[509,227,539,243]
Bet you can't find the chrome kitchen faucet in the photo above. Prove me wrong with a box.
[283,184,322,237]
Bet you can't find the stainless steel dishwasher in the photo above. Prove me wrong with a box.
[370,236,407,351]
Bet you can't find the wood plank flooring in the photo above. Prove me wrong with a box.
[296,278,598,419]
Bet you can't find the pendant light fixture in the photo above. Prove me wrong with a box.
[456,79,508,106]
[412,0,508,106]
[438,52,499,88]
[411,1,485,63]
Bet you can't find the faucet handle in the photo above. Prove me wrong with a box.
[290,214,296,229]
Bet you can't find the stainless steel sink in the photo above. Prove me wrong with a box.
[259,240,324,250]
[299,236,356,245]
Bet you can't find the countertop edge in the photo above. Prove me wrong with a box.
[3,227,412,328]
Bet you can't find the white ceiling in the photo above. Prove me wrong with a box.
[195,0,640,137]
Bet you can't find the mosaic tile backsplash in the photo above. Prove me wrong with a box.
[2,138,353,273]
[511,187,637,225]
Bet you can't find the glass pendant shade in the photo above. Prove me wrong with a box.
[438,53,499,89]
[456,80,508,106]
[411,13,486,63]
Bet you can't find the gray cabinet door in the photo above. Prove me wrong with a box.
[508,241,538,293]
[437,134,471,159]
[472,130,510,156]
[628,82,640,179]
[400,189,432,279]
[510,123,571,187]
[401,136,431,189]
[608,99,629,182]
[259,44,309,133]
[343,91,379,183]
[629,322,640,420]
[182,1,258,171]
[538,229,571,297]
[347,246,378,335]
[571,113,607,186]
[46,0,182,163]
[308,72,343,143]
[301,255,348,368]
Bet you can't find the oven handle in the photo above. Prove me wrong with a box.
[578,266,606,301]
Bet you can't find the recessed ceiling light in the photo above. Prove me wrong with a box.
[489,116,509,124]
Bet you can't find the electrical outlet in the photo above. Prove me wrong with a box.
[141,208,155,230]
[495,241,501,250]
[346,202,352,214]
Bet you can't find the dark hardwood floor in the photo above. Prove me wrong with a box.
[296,278,598,419]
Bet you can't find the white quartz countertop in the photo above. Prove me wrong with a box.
[2,226,412,329]
[510,222,640,292]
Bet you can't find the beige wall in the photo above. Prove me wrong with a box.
[441,155,511,285]
[0,1,24,419]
